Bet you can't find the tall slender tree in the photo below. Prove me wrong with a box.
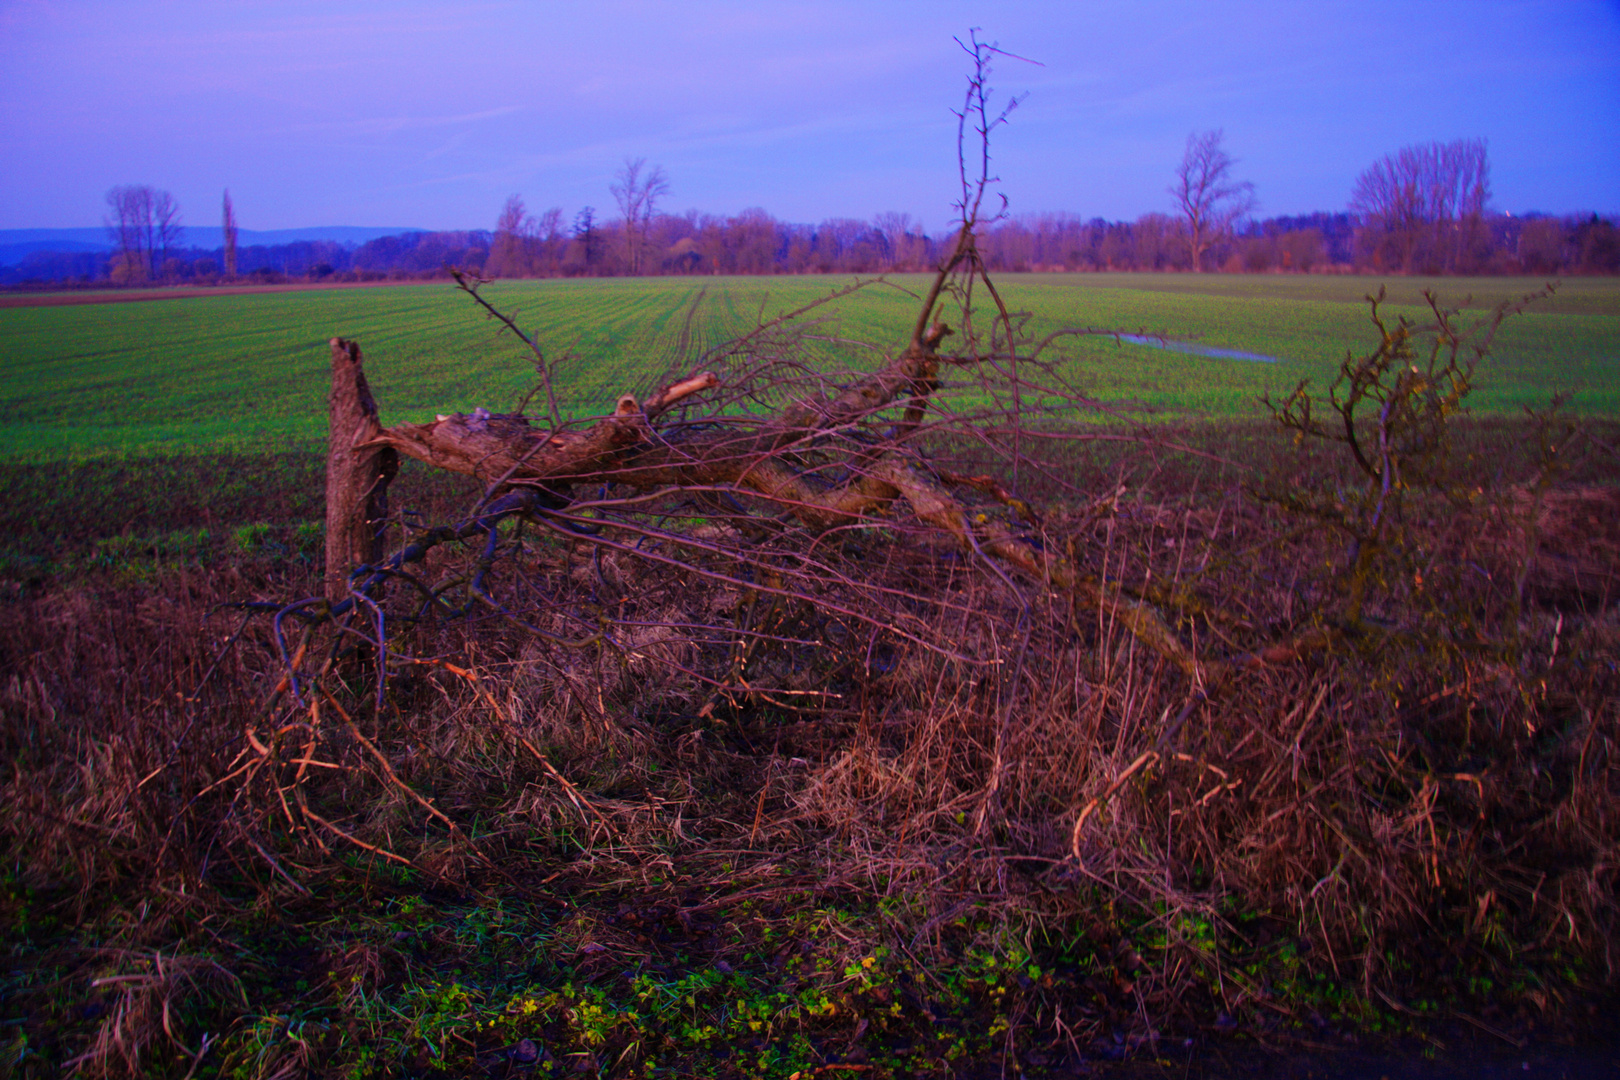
[153,190,181,278]
[222,189,239,278]
[106,185,149,282]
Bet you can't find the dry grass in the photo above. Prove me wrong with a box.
[60,950,241,1079]
[0,423,1616,1075]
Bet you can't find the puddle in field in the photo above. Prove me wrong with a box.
[1119,333,1280,363]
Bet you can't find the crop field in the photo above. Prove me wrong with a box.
[2,273,1618,1076]
[1,273,1616,462]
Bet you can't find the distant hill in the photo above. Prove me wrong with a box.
[182,226,427,249]
[0,226,426,266]
[0,238,110,267]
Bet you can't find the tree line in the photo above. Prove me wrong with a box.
[4,138,1617,288]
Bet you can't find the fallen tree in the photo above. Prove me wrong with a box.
[321,266,1205,670]
[318,51,1212,697]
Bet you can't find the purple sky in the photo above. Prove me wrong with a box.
[2,0,1616,233]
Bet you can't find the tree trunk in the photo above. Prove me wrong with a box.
[324,337,398,600]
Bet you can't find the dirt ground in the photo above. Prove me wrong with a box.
[0,277,441,308]
[1095,1027,1620,1080]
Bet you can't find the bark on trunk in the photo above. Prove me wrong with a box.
[324,337,398,600]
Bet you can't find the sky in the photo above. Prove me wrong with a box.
[1,0,1616,234]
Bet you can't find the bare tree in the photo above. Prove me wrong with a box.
[1170,130,1255,272]
[534,207,564,270]
[106,186,149,283]
[610,157,670,275]
[222,189,239,278]
[487,194,530,278]
[873,211,919,270]
[151,189,181,278]
[1350,139,1489,273]
[105,185,183,282]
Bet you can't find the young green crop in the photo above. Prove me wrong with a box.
[1,274,1614,462]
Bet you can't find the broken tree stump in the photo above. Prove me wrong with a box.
[324,337,398,601]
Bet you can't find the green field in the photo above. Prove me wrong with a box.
[1,273,1616,461]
